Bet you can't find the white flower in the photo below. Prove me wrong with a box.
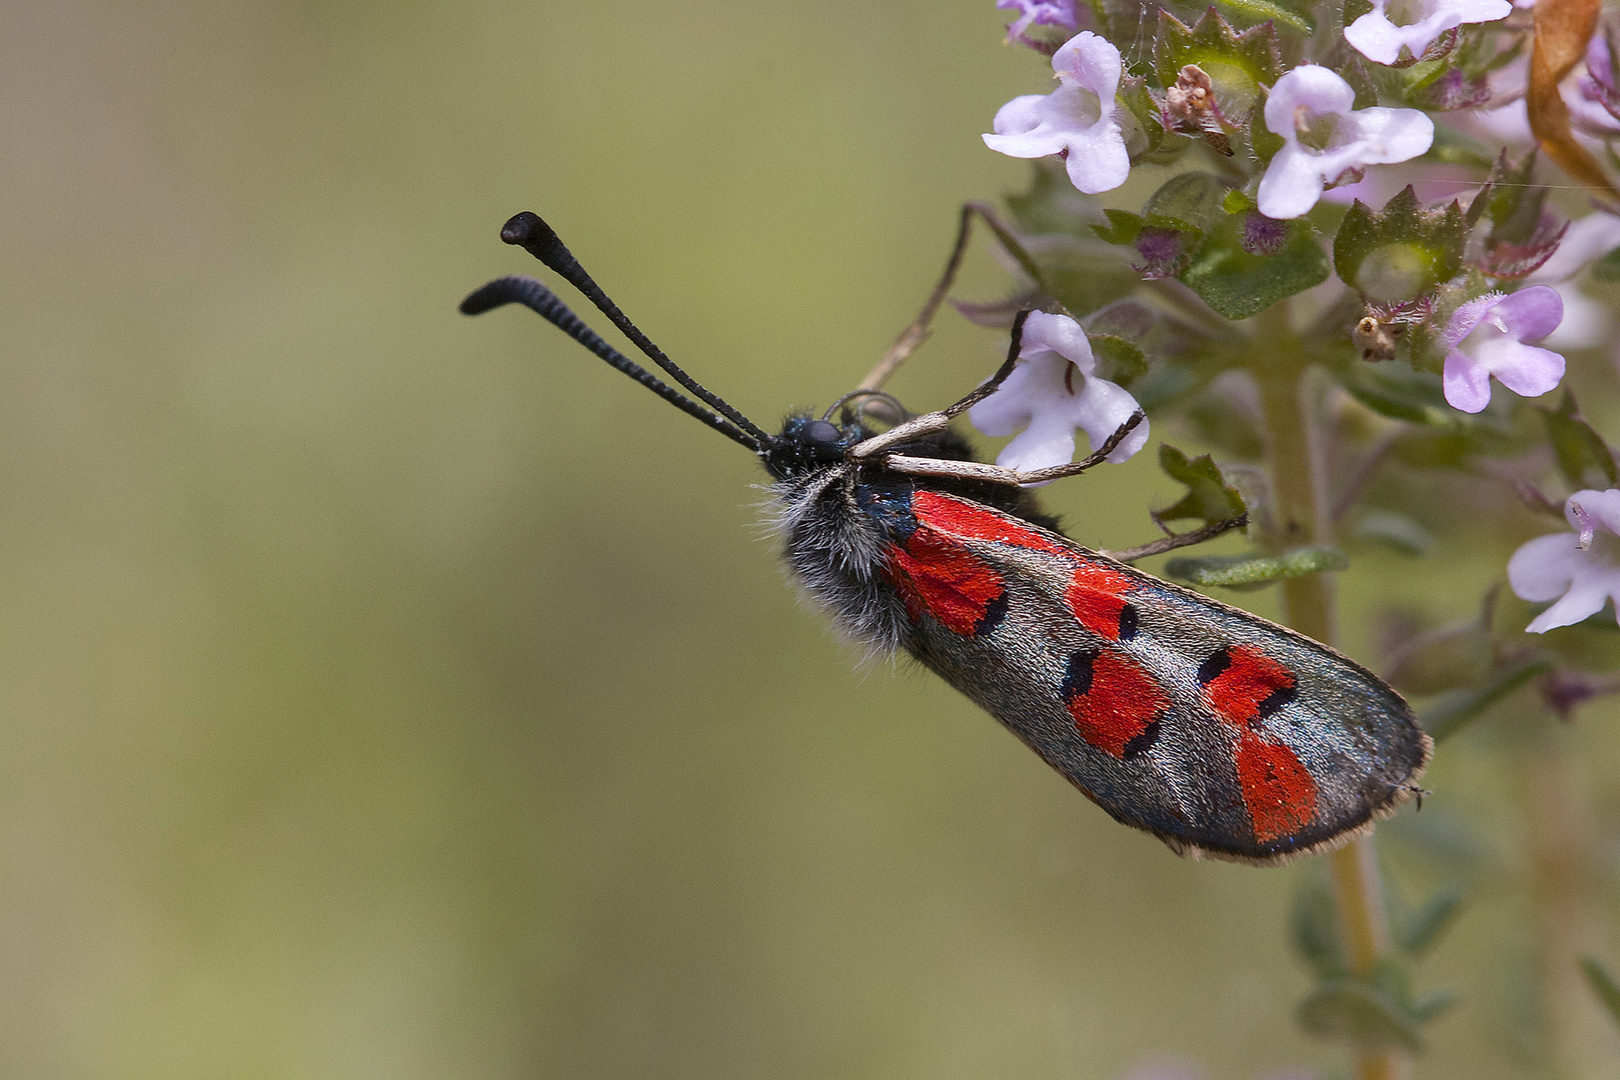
[1344,0,1511,66]
[968,311,1149,475]
[1510,489,1620,632]
[982,31,1131,195]
[1257,65,1434,220]
[1440,287,1566,413]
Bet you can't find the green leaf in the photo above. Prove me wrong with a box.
[1093,208,1145,247]
[1158,444,1247,524]
[1335,361,1459,426]
[1214,0,1312,32]
[1089,334,1148,386]
[1466,148,1544,243]
[1297,978,1425,1050]
[1165,546,1347,587]
[1395,885,1467,957]
[1541,390,1618,490]
[1144,172,1222,233]
[1333,187,1466,303]
[1419,654,1556,743]
[1580,956,1620,1030]
[1179,214,1330,320]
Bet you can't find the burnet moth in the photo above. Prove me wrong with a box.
[460,210,1432,866]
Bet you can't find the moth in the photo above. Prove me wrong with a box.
[461,211,1432,865]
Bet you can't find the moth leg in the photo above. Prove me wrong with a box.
[1103,513,1249,563]
[849,311,1033,461]
[884,409,1147,487]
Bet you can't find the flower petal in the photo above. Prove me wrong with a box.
[1508,531,1584,601]
[1349,107,1435,164]
[1343,10,1410,65]
[1072,376,1150,463]
[1492,284,1564,341]
[1525,583,1612,632]
[983,95,1069,158]
[1063,118,1131,193]
[1052,31,1121,101]
[1484,342,1565,399]
[1442,349,1493,412]
[1569,488,1620,537]
[1257,146,1330,220]
[1020,310,1097,373]
[1264,65,1357,131]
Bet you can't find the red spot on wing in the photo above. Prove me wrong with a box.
[1234,731,1318,842]
[1203,645,1297,726]
[1066,561,1137,640]
[911,490,1073,556]
[1066,651,1169,757]
[885,529,1005,636]
[911,491,1146,641]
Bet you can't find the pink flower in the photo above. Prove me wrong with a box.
[968,311,1149,474]
[996,0,1080,44]
[1509,489,1620,632]
[982,32,1131,195]
[1344,0,1512,66]
[1440,287,1566,413]
[1257,66,1433,220]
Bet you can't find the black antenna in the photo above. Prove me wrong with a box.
[460,276,761,450]
[496,212,775,447]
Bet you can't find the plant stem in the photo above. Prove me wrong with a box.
[1252,304,1405,1080]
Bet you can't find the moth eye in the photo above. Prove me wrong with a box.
[803,419,841,444]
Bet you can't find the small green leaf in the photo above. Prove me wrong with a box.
[1094,209,1145,246]
[1165,546,1347,587]
[1089,334,1148,386]
[1580,957,1620,1030]
[1297,979,1425,1050]
[1333,187,1466,303]
[1420,654,1556,743]
[1214,0,1312,32]
[1396,885,1467,957]
[1144,172,1222,233]
[1158,444,1247,524]
[1179,214,1331,320]
[1335,361,1459,427]
[1467,148,1546,244]
[1541,390,1619,490]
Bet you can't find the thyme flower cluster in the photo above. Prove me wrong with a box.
[969,0,1620,638]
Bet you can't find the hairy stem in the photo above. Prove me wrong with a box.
[1251,304,1404,1080]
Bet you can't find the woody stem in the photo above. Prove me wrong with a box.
[1251,304,1402,1080]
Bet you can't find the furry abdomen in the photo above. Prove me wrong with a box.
[771,463,916,655]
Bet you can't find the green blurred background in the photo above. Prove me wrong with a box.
[6,1,1620,1077]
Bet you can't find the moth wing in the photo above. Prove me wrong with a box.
[900,490,1430,864]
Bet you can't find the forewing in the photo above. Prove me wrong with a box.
[888,490,1430,864]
